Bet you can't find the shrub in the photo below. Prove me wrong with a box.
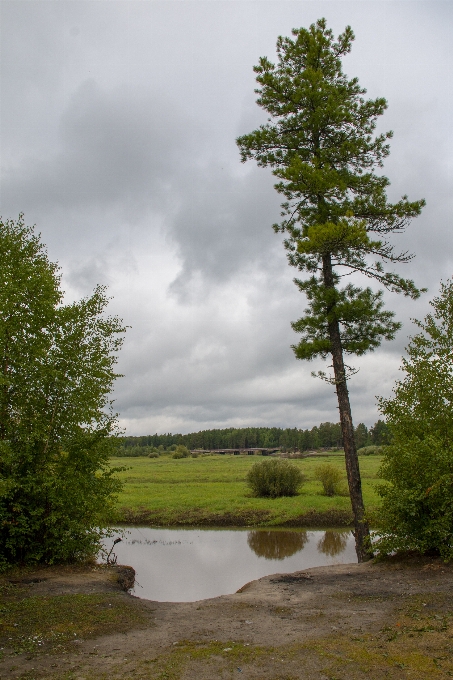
[375,280,453,560]
[357,445,384,456]
[172,451,184,459]
[147,451,159,458]
[172,445,191,459]
[116,445,157,457]
[314,463,345,496]
[246,459,305,498]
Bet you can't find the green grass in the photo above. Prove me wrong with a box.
[112,453,382,527]
[0,580,150,657]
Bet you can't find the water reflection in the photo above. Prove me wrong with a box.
[247,530,308,560]
[106,527,357,602]
[317,530,350,557]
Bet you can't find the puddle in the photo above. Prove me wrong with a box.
[104,527,356,602]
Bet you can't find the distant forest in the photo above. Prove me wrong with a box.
[119,420,390,453]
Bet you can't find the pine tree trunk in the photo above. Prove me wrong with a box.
[322,255,372,562]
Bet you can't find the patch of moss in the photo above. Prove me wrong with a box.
[308,593,453,679]
[0,592,150,656]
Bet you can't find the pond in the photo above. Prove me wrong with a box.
[104,527,357,602]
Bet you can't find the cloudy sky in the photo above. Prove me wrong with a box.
[1,1,452,435]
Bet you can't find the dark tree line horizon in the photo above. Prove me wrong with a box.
[118,419,389,454]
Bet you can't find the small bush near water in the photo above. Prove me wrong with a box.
[315,463,346,497]
[246,459,305,498]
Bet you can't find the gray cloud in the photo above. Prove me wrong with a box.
[169,167,282,292]
[1,1,452,435]
[3,80,193,212]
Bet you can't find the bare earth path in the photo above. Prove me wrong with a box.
[1,557,453,679]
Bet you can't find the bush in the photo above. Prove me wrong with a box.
[314,463,345,496]
[246,459,305,498]
[147,451,159,458]
[357,445,384,456]
[0,216,125,569]
[172,445,191,459]
[116,446,156,457]
[375,280,453,560]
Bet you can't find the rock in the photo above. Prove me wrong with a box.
[115,565,135,591]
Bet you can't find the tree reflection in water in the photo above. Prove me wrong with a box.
[317,530,350,557]
[247,530,308,560]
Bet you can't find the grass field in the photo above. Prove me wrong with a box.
[112,453,383,527]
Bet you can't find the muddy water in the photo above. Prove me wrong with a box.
[105,528,356,602]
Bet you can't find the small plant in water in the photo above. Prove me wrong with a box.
[102,537,122,565]
[246,458,305,498]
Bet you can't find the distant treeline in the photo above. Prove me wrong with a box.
[118,420,390,454]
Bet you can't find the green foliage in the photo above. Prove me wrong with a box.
[369,419,391,446]
[314,463,345,496]
[246,459,305,498]
[236,18,424,365]
[375,281,453,560]
[354,423,370,449]
[0,216,125,569]
[147,451,159,458]
[119,420,390,453]
[116,445,158,457]
[357,445,384,456]
[172,445,190,459]
[236,19,424,558]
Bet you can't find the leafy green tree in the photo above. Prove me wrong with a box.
[375,280,453,560]
[236,19,424,560]
[369,419,391,446]
[319,421,342,448]
[354,423,369,449]
[0,216,125,568]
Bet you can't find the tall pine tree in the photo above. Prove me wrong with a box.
[236,19,425,560]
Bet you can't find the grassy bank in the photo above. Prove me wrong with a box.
[0,566,150,660]
[112,453,382,527]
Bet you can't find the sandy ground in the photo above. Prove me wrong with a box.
[1,557,453,679]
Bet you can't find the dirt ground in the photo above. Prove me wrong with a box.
[1,557,453,680]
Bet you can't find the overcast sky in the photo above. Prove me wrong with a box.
[1,1,452,435]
